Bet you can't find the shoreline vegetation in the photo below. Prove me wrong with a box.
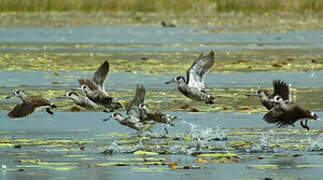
[0,0,322,13]
[0,11,323,32]
[0,1,322,31]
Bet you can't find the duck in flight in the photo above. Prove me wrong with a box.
[6,89,56,118]
[65,91,99,109]
[263,95,319,130]
[138,103,176,126]
[247,79,292,110]
[77,61,123,112]
[165,51,215,104]
[104,84,156,134]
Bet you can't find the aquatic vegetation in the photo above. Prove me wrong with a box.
[2,87,322,113]
[0,51,322,73]
[0,0,322,13]
[133,150,159,156]
[0,121,322,178]
[0,138,92,148]
[0,17,322,179]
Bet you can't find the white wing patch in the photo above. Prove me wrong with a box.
[186,51,214,91]
[187,64,207,91]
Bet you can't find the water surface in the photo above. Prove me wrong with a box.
[0,26,323,52]
[1,111,323,180]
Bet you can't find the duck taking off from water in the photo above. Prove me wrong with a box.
[247,79,292,110]
[263,95,319,130]
[165,51,215,104]
[77,61,123,112]
[103,84,156,133]
[65,91,99,109]
[127,83,176,125]
[138,103,176,126]
[6,89,56,118]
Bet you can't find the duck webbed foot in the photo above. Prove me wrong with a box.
[46,108,54,115]
[164,128,168,135]
[300,120,310,131]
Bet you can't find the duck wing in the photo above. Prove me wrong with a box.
[7,102,35,118]
[93,61,110,91]
[186,51,214,91]
[127,84,146,119]
[272,80,291,101]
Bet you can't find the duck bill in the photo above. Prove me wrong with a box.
[5,95,12,99]
[102,116,113,121]
[165,79,176,84]
[310,112,320,121]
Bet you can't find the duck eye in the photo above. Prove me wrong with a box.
[81,85,86,90]
[15,91,19,95]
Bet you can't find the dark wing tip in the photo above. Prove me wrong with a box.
[272,79,290,100]
[136,84,146,97]
[273,79,288,87]
[92,61,110,87]
[99,60,110,72]
[102,60,110,66]
[209,50,214,57]
[7,112,15,118]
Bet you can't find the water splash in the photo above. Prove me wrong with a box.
[104,141,124,153]
[183,121,227,141]
[104,139,144,154]
[172,121,228,153]
[307,134,323,151]
[131,138,144,152]
[247,131,275,153]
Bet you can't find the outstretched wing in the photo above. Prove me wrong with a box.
[186,51,214,91]
[93,61,110,91]
[127,84,146,119]
[272,80,291,101]
[263,105,285,124]
[263,102,295,127]
[7,103,35,118]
